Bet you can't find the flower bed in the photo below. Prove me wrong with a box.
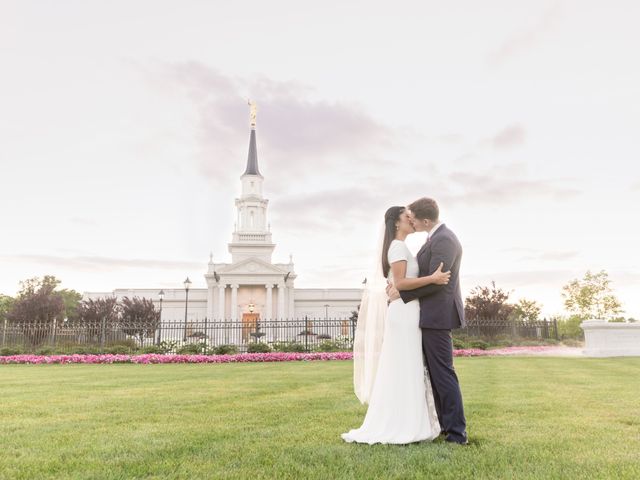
[0,352,353,365]
[0,346,570,365]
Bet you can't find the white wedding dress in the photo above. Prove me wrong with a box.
[342,240,441,444]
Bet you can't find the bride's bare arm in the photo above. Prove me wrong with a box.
[390,261,450,291]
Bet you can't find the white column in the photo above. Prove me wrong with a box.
[277,283,285,320]
[265,284,273,321]
[207,285,215,320]
[231,284,239,322]
[288,287,295,320]
[218,284,226,319]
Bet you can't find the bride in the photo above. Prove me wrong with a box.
[342,206,450,445]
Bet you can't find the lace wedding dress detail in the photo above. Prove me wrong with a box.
[342,240,441,444]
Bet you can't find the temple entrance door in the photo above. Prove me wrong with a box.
[242,313,260,343]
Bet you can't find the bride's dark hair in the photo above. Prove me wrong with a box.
[381,206,405,278]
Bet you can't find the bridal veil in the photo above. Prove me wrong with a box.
[353,225,389,404]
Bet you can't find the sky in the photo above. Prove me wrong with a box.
[1,0,639,318]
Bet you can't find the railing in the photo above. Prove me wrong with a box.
[459,317,558,340]
[0,318,356,354]
[0,317,558,355]
[235,233,269,242]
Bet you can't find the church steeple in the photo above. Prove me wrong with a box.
[243,100,262,177]
[229,100,275,263]
[243,129,262,176]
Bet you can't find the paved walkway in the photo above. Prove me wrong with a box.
[498,346,584,357]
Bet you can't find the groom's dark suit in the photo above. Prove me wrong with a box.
[399,224,467,444]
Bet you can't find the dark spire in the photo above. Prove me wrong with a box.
[243,128,262,176]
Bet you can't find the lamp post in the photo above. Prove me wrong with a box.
[157,290,165,345]
[324,304,330,337]
[183,278,192,342]
[159,290,165,314]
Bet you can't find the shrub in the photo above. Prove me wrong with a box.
[272,341,307,353]
[0,346,25,356]
[157,340,177,354]
[49,342,84,354]
[141,345,165,354]
[492,339,514,348]
[557,315,585,340]
[316,338,351,352]
[35,346,56,355]
[104,345,132,354]
[80,347,103,355]
[452,337,469,350]
[177,343,206,355]
[247,342,272,353]
[468,339,489,350]
[210,344,239,355]
[517,338,559,347]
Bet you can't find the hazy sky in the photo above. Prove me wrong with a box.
[1,1,639,317]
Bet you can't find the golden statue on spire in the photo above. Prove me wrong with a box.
[248,99,257,128]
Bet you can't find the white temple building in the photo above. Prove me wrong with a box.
[86,104,362,328]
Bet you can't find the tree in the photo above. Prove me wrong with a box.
[58,288,83,322]
[17,275,61,297]
[464,281,514,321]
[0,294,14,322]
[350,304,360,324]
[120,297,161,346]
[0,295,14,345]
[77,297,121,341]
[511,299,542,323]
[562,270,623,320]
[6,276,65,346]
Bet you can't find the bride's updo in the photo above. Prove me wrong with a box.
[382,206,405,278]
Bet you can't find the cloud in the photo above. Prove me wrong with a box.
[269,165,580,237]
[487,4,562,67]
[151,62,398,190]
[434,124,526,151]
[490,124,526,149]
[463,269,575,288]
[631,180,640,192]
[463,269,640,293]
[446,170,580,205]
[271,186,392,233]
[1,254,202,272]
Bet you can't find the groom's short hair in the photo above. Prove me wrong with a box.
[409,197,439,221]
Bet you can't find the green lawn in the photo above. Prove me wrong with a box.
[1,358,639,480]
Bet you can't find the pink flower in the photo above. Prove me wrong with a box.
[0,346,562,365]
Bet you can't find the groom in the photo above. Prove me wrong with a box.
[387,197,468,445]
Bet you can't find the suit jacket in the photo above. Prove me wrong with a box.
[399,224,465,330]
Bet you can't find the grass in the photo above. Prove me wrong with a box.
[0,357,639,479]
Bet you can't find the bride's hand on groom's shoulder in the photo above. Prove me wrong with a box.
[433,262,451,285]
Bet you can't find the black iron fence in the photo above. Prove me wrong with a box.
[0,318,356,354]
[0,316,558,355]
[460,317,558,340]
